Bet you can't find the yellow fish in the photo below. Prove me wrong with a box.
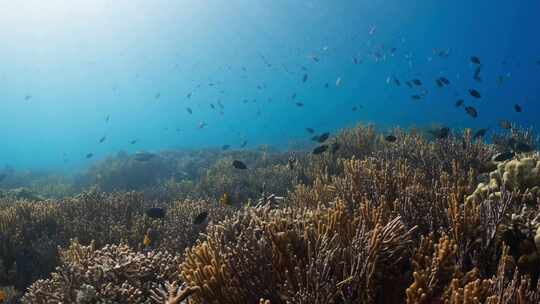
[143,234,151,247]
[0,290,7,302]
[219,192,230,205]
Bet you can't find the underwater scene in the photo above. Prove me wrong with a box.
[1,0,540,302]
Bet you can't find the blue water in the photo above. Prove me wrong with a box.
[0,0,539,171]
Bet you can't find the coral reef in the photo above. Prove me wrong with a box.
[2,124,540,303]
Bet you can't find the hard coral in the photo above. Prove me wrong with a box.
[466,156,540,205]
[22,240,183,303]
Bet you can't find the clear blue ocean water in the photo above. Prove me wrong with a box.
[0,0,538,171]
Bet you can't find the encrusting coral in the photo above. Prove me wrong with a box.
[466,155,540,205]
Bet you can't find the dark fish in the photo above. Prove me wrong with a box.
[24,95,32,101]
[469,89,481,98]
[405,81,413,88]
[330,142,340,153]
[130,139,138,144]
[302,73,308,83]
[473,66,482,82]
[134,152,156,161]
[86,153,94,159]
[324,83,329,88]
[99,136,106,143]
[155,93,161,99]
[314,132,330,143]
[436,79,443,87]
[410,94,422,100]
[455,99,464,107]
[513,141,534,153]
[187,92,192,98]
[240,140,248,148]
[514,104,522,112]
[351,106,358,112]
[385,135,397,142]
[193,211,209,225]
[439,77,450,85]
[499,120,512,130]
[305,128,315,134]
[146,207,166,219]
[295,102,304,107]
[393,78,401,86]
[412,79,422,86]
[105,115,110,123]
[210,104,215,110]
[312,145,328,155]
[287,154,297,170]
[434,127,450,139]
[186,107,193,114]
[221,145,230,151]
[473,129,487,139]
[292,93,297,99]
[492,151,515,162]
[232,160,247,170]
[470,56,481,65]
[465,106,478,118]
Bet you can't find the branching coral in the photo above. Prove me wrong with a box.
[22,240,184,303]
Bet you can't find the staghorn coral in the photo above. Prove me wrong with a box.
[22,240,184,303]
[181,202,415,304]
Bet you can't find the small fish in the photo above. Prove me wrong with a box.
[352,57,359,64]
[146,207,166,219]
[393,77,401,86]
[134,151,156,161]
[455,99,464,107]
[385,135,397,142]
[99,136,106,143]
[351,106,358,112]
[198,121,208,129]
[492,151,515,162]
[469,89,481,99]
[465,106,478,118]
[434,127,450,139]
[473,66,482,82]
[193,211,209,225]
[291,93,297,99]
[187,92,192,98]
[405,81,413,88]
[336,77,342,87]
[105,115,110,123]
[0,173,7,182]
[436,79,443,87]
[324,83,329,88]
[312,145,329,155]
[221,145,230,151]
[302,73,308,83]
[512,141,534,153]
[470,56,481,65]
[439,77,450,85]
[155,93,161,99]
[410,94,422,100]
[330,142,340,153]
[514,104,522,112]
[86,153,94,159]
[240,140,248,148]
[130,139,138,144]
[499,120,512,130]
[24,94,32,101]
[287,154,297,170]
[232,160,247,169]
[219,192,231,205]
[473,128,487,139]
[186,107,193,114]
[313,132,330,143]
[496,75,504,87]
[412,79,422,86]
[305,128,315,134]
[295,102,304,107]
[210,104,215,110]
